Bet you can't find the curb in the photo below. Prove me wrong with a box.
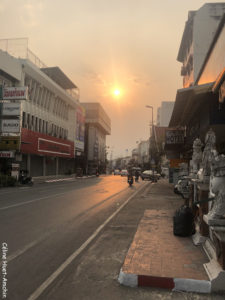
[118,269,211,293]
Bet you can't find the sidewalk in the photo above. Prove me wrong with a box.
[118,178,211,293]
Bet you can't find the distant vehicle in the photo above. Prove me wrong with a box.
[141,170,159,181]
[120,169,128,176]
[141,170,153,181]
[114,169,121,175]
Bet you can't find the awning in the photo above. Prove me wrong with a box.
[169,82,214,127]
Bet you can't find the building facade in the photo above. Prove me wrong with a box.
[157,101,174,127]
[168,3,225,175]
[81,102,111,174]
[0,39,83,177]
[177,3,225,88]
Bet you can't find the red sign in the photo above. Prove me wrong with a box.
[0,151,14,158]
[21,128,74,158]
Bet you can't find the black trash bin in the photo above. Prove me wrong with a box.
[173,205,195,237]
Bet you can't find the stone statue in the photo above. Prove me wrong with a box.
[202,128,216,183]
[190,138,203,176]
[207,153,225,221]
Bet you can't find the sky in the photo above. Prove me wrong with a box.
[1,0,225,158]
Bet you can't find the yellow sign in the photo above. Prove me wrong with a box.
[0,136,20,151]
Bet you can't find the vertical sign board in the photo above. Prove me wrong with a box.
[2,86,28,100]
[75,106,85,152]
[2,102,21,116]
[1,119,20,133]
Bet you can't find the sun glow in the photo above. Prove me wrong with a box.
[113,89,121,96]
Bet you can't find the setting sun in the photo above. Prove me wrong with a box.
[113,89,121,96]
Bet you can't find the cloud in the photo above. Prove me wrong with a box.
[129,76,151,87]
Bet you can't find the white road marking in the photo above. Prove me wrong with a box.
[0,192,69,210]
[45,178,75,183]
[1,186,128,266]
[27,182,148,300]
[0,238,43,267]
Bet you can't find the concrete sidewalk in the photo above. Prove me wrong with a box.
[118,179,212,293]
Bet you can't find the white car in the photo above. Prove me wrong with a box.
[114,169,121,175]
[120,169,128,176]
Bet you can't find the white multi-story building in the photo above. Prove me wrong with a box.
[177,3,225,88]
[157,101,174,127]
[137,140,149,168]
[0,38,84,177]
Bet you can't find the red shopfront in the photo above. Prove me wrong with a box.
[20,128,75,176]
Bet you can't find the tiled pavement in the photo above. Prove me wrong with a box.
[118,179,211,293]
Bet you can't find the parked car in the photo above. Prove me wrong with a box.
[141,170,158,181]
[141,170,153,181]
[114,169,121,175]
[120,169,128,176]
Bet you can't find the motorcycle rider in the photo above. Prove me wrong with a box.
[134,169,139,182]
[127,168,134,186]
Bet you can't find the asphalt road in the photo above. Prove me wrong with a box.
[0,175,145,299]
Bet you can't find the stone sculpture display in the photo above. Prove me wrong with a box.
[190,138,203,177]
[202,128,216,183]
[207,153,225,222]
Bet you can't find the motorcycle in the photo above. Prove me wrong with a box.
[127,175,134,187]
[19,170,33,186]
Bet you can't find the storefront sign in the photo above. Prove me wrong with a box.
[75,106,85,151]
[1,119,20,133]
[2,102,21,116]
[21,128,74,158]
[0,151,14,158]
[38,138,71,156]
[165,129,184,145]
[3,86,28,100]
[0,136,20,151]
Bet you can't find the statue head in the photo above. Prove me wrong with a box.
[205,128,216,147]
[193,138,202,151]
[211,154,225,177]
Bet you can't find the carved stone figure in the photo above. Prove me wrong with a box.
[190,138,203,176]
[207,154,225,221]
[202,128,216,182]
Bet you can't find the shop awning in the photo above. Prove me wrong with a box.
[169,82,214,127]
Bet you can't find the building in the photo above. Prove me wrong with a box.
[137,140,149,169]
[177,3,225,88]
[168,3,225,180]
[0,38,83,177]
[81,102,111,174]
[157,101,174,126]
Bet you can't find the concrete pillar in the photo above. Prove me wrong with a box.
[56,157,59,175]
[27,154,31,175]
[43,156,46,176]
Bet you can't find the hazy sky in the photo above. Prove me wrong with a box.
[1,0,224,158]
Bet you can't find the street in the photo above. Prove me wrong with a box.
[1,176,224,300]
[0,175,146,299]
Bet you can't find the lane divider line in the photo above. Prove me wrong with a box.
[1,186,129,264]
[27,182,148,300]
